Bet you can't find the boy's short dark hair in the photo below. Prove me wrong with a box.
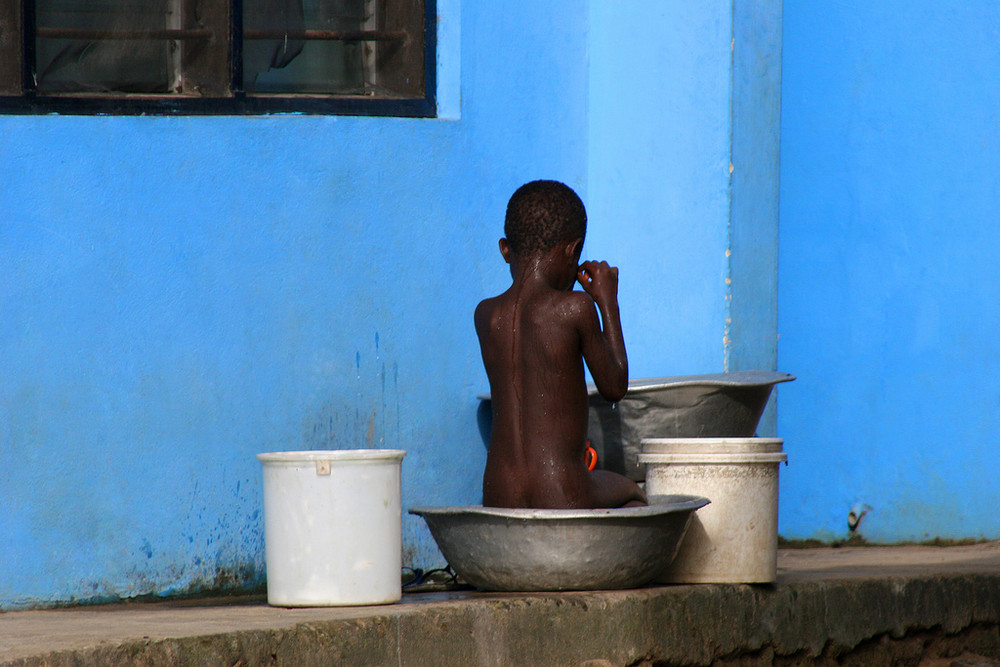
[504,180,587,256]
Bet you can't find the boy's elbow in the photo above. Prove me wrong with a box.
[601,376,628,403]
[613,364,630,401]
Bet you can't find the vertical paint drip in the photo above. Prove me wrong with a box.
[393,362,400,441]
[723,251,733,373]
[380,361,387,447]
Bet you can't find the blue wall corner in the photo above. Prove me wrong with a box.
[727,0,781,373]
[727,0,783,436]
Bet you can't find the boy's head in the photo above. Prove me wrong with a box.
[504,180,587,258]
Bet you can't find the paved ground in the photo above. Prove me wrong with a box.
[776,541,1000,582]
[3,543,1000,666]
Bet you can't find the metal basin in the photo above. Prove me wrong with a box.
[587,370,796,480]
[409,495,709,592]
[478,371,795,481]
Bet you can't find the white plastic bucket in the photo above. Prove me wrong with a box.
[639,438,786,584]
[257,449,405,606]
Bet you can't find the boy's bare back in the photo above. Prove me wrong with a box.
[476,181,646,509]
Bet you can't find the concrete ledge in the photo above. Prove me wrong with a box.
[3,543,1000,666]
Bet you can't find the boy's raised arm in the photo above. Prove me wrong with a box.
[576,260,628,402]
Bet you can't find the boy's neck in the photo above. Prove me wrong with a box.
[510,253,571,291]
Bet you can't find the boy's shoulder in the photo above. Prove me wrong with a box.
[547,288,595,311]
[474,293,505,330]
[534,289,597,331]
[475,293,504,315]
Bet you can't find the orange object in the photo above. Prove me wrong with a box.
[585,442,597,471]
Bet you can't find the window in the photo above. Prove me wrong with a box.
[0,0,435,115]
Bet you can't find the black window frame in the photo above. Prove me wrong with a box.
[0,0,436,116]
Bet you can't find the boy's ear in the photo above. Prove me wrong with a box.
[564,237,584,258]
[499,238,513,264]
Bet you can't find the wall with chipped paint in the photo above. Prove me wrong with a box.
[1,1,781,609]
[778,2,1000,542]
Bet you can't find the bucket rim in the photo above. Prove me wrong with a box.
[642,437,783,446]
[257,449,406,463]
[639,452,787,464]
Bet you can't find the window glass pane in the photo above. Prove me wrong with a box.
[35,0,176,93]
[243,0,371,94]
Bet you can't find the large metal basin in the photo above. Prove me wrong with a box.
[587,370,795,480]
[409,494,709,592]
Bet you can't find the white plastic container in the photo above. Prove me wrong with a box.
[257,449,405,606]
[639,438,786,584]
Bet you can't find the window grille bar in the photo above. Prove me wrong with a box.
[423,0,436,112]
[35,27,213,40]
[32,28,403,42]
[21,0,37,92]
[242,30,405,41]
[231,0,244,95]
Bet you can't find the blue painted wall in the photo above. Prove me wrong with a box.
[2,2,768,608]
[0,2,592,609]
[588,0,782,439]
[587,2,732,378]
[778,1,1000,542]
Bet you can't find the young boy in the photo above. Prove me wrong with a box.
[475,180,647,509]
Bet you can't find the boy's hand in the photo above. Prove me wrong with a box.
[577,260,619,306]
